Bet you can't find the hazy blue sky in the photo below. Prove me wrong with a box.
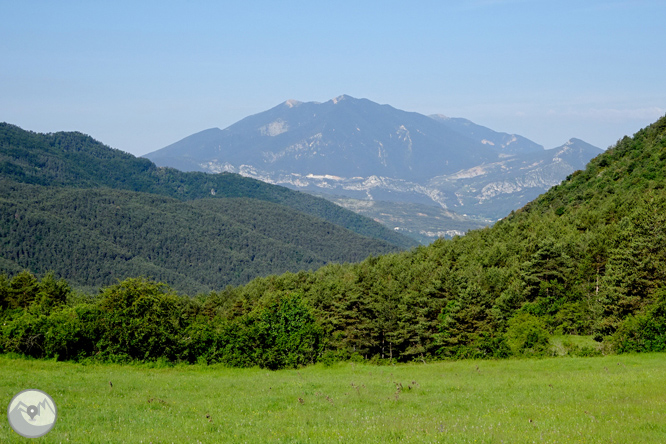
[2,0,664,156]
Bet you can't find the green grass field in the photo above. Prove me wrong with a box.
[1,353,665,443]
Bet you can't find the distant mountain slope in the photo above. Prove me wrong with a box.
[144,95,602,226]
[429,115,544,155]
[0,122,416,249]
[146,95,498,181]
[427,138,604,219]
[0,181,403,294]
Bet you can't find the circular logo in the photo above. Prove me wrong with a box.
[7,389,57,438]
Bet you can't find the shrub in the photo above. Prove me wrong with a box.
[505,313,550,356]
[251,293,324,369]
[96,278,183,361]
[554,337,602,357]
[1,311,47,357]
[177,319,222,365]
[42,304,102,360]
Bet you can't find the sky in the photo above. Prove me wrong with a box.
[2,0,665,156]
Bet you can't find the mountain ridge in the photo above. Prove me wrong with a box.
[145,95,603,226]
[146,95,500,181]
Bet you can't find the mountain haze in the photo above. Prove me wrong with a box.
[145,96,603,232]
[429,114,544,155]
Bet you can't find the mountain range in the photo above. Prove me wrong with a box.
[145,95,603,239]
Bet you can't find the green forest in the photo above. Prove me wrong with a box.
[1,116,665,368]
[0,122,416,250]
[0,123,421,293]
[0,181,402,294]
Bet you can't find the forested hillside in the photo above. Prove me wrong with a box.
[0,181,401,294]
[191,114,666,360]
[0,123,416,249]
[1,117,665,367]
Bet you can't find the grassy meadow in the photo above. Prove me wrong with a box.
[1,353,665,443]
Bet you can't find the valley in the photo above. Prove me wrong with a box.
[3,2,664,442]
[309,193,491,244]
[2,115,665,368]
[0,123,416,293]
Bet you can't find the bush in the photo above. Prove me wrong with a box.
[251,293,323,369]
[0,311,47,357]
[96,278,183,361]
[177,319,223,365]
[553,302,590,335]
[505,313,550,356]
[319,349,350,366]
[553,337,602,357]
[2,278,324,369]
[42,304,102,361]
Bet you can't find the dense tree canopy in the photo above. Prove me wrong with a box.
[0,181,402,293]
[0,123,416,249]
